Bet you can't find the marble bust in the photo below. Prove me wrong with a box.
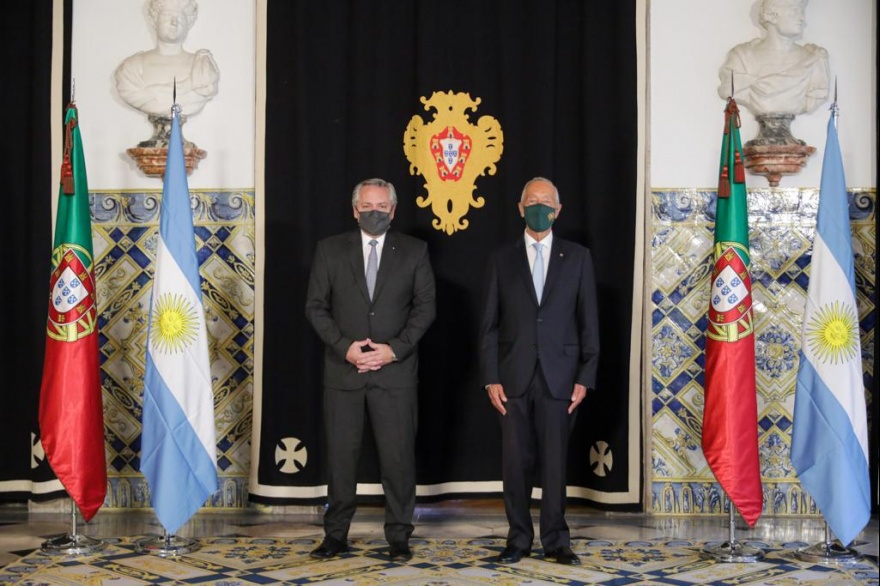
[717,0,829,185]
[115,0,219,118]
[717,0,829,117]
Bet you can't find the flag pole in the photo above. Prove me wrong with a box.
[39,97,108,556]
[700,502,763,562]
[134,528,200,557]
[791,89,864,565]
[40,499,106,555]
[701,94,764,563]
[795,521,862,564]
[135,79,215,556]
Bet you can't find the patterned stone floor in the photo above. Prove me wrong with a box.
[0,501,877,584]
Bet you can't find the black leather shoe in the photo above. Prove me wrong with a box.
[310,538,348,559]
[388,544,413,562]
[497,545,530,564]
[544,545,580,565]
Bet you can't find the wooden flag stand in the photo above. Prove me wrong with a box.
[40,500,106,556]
[700,503,764,562]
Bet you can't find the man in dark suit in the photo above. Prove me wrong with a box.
[480,177,600,566]
[305,178,436,563]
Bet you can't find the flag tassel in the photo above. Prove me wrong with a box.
[718,98,744,198]
[734,151,745,184]
[718,166,730,198]
[60,110,77,195]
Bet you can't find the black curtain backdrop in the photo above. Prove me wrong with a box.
[257,0,640,507]
[1,1,71,500]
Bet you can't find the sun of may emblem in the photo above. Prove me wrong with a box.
[150,293,200,354]
[403,91,504,235]
[805,300,860,364]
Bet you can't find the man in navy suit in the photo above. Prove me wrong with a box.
[305,178,436,562]
[480,177,600,566]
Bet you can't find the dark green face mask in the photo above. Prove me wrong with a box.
[523,203,556,232]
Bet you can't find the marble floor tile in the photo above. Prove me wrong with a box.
[0,500,876,564]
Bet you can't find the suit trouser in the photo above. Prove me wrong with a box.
[501,367,576,551]
[323,384,417,546]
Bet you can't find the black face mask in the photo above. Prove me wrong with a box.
[358,210,392,236]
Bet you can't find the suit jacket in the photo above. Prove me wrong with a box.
[305,230,436,390]
[479,235,600,399]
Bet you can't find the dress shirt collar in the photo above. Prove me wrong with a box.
[361,230,387,248]
[524,229,553,250]
[361,230,387,268]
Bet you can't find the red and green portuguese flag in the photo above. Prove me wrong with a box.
[702,97,763,527]
[38,103,106,522]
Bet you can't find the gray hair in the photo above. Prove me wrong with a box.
[521,176,561,205]
[148,0,198,29]
[352,178,398,207]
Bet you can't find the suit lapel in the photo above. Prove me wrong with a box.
[348,231,371,301]
[373,231,398,300]
[514,238,540,306]
[543,237,565,301]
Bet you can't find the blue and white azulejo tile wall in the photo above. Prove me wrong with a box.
[650,187,875,517]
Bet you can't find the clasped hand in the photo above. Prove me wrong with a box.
[346,338,394,373]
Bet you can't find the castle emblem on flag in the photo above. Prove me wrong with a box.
[404,91,504,234]
[46,244,97,341]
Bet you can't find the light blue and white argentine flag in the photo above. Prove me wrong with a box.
[142,105,218,535]
[791,110,870,547]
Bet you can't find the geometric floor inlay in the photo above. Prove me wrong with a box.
[1,536,877,584]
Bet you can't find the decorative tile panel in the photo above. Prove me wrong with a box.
[650,188,875,517]
[92,190,255,510]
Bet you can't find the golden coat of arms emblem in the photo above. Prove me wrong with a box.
[403,91,504,234]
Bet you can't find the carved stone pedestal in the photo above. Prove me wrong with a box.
[743,144,815,187]
[743,113,816,186]
[125,114,207,177]
[126,145,207,177]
